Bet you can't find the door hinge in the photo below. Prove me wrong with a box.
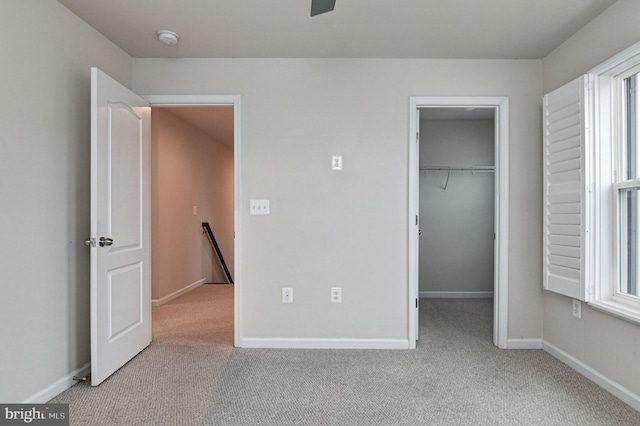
[416,215,419,225]
[416,132,420,142]
[84,237,96,247]
[416,298,419,308]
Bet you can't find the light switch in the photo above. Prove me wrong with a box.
[331,155,343,171]
[193,206,198,215]
[282,287,293,303]
[250,199,270,215]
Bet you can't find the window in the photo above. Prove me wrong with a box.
[616,69,640,299]
[543,41,640,324]
[587,42,640,323]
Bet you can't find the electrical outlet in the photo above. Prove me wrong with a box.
[331,287,342,303]
[331,155,343,171]
[282,287,293,303]
[572,299,581,319]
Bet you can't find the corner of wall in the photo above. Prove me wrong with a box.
[542,1,640,92]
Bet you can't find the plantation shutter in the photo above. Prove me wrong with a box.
[543,75,592,301]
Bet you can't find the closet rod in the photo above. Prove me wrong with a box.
[420,165,495,172]
[421,166,495,190]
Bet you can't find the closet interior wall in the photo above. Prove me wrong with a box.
[419,114,495,296]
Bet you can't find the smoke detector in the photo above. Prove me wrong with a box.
[157,30,179,46]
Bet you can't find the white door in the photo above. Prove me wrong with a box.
[90,68,151,386]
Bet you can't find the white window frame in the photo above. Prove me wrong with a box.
[589,41,640,324]
[614,66,640,301]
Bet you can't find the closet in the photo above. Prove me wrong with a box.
[419,108,495,298]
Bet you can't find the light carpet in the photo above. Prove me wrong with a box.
[50,286,640,425]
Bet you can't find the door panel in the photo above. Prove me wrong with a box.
[91,68,151,386]
[109,103,143,249]
[107,264,143,341]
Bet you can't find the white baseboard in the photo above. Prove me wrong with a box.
[240,338,410,350]
[419,291,494,298]
[152,278,206,306]
[543,340,640,411]
[23,362,90,403]
[506,338,543,349]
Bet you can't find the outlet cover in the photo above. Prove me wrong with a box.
[331,287,342,303]
[331,155,343,171]
[572,299,581,319]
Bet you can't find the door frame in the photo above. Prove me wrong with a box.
[408,96,509,349]
[142,94,242,347]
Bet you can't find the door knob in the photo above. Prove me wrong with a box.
[99,237,114,247]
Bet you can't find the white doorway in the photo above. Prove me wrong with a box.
[143,95,242,347]
[89,68,242,386]
[149,105,236,344]
[409,97,509,349]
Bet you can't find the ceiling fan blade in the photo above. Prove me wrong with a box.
[311,0,336,16]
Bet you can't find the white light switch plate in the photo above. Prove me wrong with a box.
[250,199,270,215]
[282,287,293,303]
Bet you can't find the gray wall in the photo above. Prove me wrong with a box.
[419,119,494,294]
[132,58,544,342]
[542,0,640,398]
[14,0,629,403]
[0,0,132,402]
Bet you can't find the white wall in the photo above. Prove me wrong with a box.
[0,0,132,402]
[151,108,234,302]
[133,58,544,342]
[542,0,640,398]
[419,119,494,294]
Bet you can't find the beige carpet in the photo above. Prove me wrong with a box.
[152,284,234,346]
[50,288,640,425]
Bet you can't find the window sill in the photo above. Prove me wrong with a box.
[589,299,640,325]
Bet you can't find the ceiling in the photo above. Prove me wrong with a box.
[158,106,235,148]
[57,0,616,60]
